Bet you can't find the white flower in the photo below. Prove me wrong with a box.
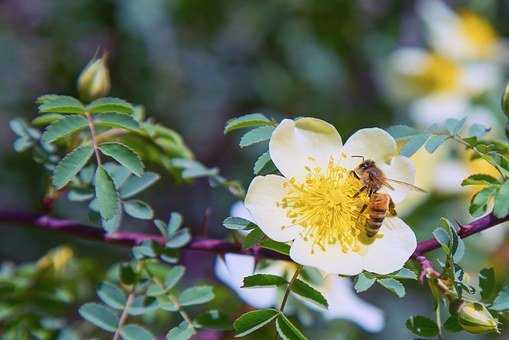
[244,118,417,275]
[214,254,385,332]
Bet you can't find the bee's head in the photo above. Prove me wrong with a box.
[358,159,375,170]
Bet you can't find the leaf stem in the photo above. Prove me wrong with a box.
[112,292,135,340]
[452,136,505,179]
[85,111,102,166]
[279,265,302,312]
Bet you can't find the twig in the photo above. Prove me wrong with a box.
[112,292,135,340]
[279,265,302,312]
[85,111,102,166]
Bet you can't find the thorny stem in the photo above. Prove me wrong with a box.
[85,111,102,166]
[112,292,135,340]
[279,265,302,312]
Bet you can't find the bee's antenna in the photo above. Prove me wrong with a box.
[351,155,365,162]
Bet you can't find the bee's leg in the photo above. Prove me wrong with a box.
[388,199,397,216]
[353,186,366,198]
[350,170,360,180]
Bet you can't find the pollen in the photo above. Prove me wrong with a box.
[278,159,372,253]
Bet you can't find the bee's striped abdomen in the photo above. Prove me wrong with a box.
[366,193,390,238]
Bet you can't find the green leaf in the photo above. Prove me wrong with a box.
[120,172,160,199]
[154,219,168,238]
[479,268,496,301]
[259,239,290,256]
[94,112,141,131]
[123,200,154,220]
[468,123,490,138]
[443,315,462,332]
[224,113,272,134]
[432,228,450,254]
[194,310,232,330]
[99,142,144,177]
[391,268,418,280]
[78,303,119,332]
[166,321,194,340]
[223,217,256,230]
[165,228,191,248]
[494,182,509,218]
[405,315,439,337]
[120,324,155,340]
[97,282,127,310]
[275,314,307,340]
[68,189,94,202]
[120,265,137,286]
[179,286,214,306]
[461,174,499,186]
[292,279,328,308]
[233,309,279,337]
[32,113,64,126]
[239,126,275,148]
[254,151,277,175]
[164,265,186,290]
[425,135,448,153]
[86,97,133,114]
[400,134,429,157]
[445,117,466,135]
[95,165,121,221]
[386,125,419,139]
[242,227,265,248]
[490,285,509,311]
[53,145,94,189]
[470,187,496,217]
[167,212,183,237]
[38,95,85,114]
[242,274,288,288]
[354,272,376,293]
[378,278,405,298]
[41,115,88,144]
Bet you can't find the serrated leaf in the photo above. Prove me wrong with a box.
[168,212,183,237]
[32,113,64,126]
[432,228,450,254]
[120,172,160,199]
[53,145,94,189]
[94,112,140,131]
[120,324,155,340]
[259,239,290,255]
[233,309,279,337]
[386,125,419,139]
[494,181,509,218]
[95,165,121,221]
[123,200,154,220]
[38,95,85,114]
[194,310,232,330]
[291,279,328,308]
[42,115,88,144]
[400,134,429,157]
[87,97,133,115]
[491,285,509,311]
[425,135,448,153]
[179,286,214,306]
[239,126,275,148]
[97,282,127,310]
[224,113,272,134]
[68,189,94,202]
[390,268,418,280]
[99,142,144,177]
[242,274,288,288]
[275,314,307,340]
[242,227,265,248]
[166,321,194,340]
[354,273,376,293]
[461,174,499,186]
[405,315,439,337]
[165,228,191,248]
[470,187,496,218]
[254,151,277,175]
[480,268,495,301]
[223,217,256,230]
[78,303,119,332]
[445,117,466,135]
[378,278,405,297]
[104,163,132,189]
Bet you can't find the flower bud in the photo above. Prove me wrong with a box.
[457,301,499,334]
[77,53,111,102]
[502,80,509,118]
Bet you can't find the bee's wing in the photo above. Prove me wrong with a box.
[386,178,427,193]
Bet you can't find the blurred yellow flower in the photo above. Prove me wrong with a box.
[37,246,74,273]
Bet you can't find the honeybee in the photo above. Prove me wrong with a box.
[352,157,426,238]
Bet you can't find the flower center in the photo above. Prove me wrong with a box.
[457,10,498,59]
[278,160,372,253]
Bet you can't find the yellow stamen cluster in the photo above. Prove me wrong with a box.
[417,54,460,93]
[278,160,370,253]
[457,10,498,59]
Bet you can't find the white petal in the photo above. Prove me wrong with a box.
[230,201,253,221]
[269,118,342,181]
[289,237,363,275]
[244,175,300,242]
[323,276,385,333]
[214,254,276,308]
[339,128,397,169]
[361,217,417,275]
[378,156,416,204]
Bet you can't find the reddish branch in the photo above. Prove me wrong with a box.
[0,209,507,264]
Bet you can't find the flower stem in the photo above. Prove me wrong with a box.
[279,265,302,312]
[85,111,102,166]
[112,292,135,340]
[452,135,505,179]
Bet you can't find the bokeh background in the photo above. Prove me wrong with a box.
[2,0,509,338]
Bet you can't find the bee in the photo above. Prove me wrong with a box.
[351,157,426,238]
